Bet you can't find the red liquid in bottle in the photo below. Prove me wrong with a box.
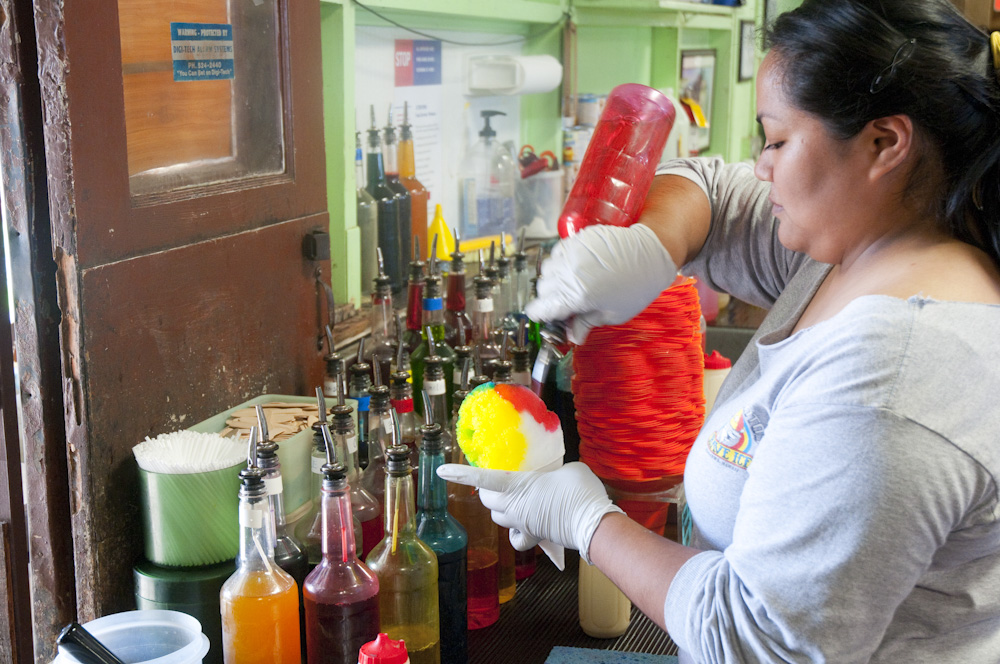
[466,547,500,629]
[305,594,380,664]
[360,514,384,561]
[559,84,675,238]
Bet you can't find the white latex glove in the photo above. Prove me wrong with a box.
[524,223,677,344]
[437,461,624,565]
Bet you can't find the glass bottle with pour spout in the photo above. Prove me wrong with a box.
[471,251,501,379]
[495,234,518,333]
[410,237,455,417]
[299,386,369,569]
[390,367,419,467]
[349,340,373,468]
[382,105,413,284]
[366,109,404,295]
[511,229,531,324]
[447,359,500,629]
[253,406,308,657]
[398,101,429,262]
[303,425,381,664]
[366,248,397,386]
[487,352,518,603]
[444,227,473,349]
[415,408,468,664]
[366,445,441,664]
[360,378,394,557]
[221,428,301,664]
[403,240,427,366]
[357,129,379,294]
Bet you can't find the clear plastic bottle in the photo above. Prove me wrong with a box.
[357,131,379,294]
[460,110,516,240]
[303,431,381,664]
[221,431,300,664]
[415,423,468,664]
[558,84,675,238]
[366,446,441,664]
[471,268,501,380]
[399,102,429,263]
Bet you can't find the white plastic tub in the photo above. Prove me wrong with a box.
[52,610,210,664]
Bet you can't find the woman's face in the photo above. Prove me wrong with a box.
[753,53,877,264]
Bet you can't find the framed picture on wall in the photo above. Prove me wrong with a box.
[679,49,716,154]
[739,20,756,81]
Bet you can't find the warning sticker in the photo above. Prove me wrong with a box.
[170,22,235,82]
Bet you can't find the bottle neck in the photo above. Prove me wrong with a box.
[356,150,366,189]
[382,138,400,178]
[261,465,289,532]
[332,427,361,480]
[446,272,466,312]
[238,493,277,571]
[384,472,416,533]
[367,407,393,465]
[427,392,449,432]
[371,294,394,341]
[418,445,448,513]
[399,140,416,178]
[366,148,385,186]
[406,282,425,331]
[321,481,358,563]
[472,297,494,343]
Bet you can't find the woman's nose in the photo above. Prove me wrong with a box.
[754,150,772,182]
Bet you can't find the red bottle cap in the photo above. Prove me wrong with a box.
[358,633,410,664]
[704,350,732,370]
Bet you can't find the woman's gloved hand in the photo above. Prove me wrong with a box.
[524,223,677,344]
[437,461,624,564]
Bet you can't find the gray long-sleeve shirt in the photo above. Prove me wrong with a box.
[657,158,1000,663]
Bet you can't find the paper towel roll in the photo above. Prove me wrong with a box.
[466,54,563,96]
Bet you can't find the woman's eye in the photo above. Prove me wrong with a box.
[765,141,784,151]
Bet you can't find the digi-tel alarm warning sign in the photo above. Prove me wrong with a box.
[171,22,235,82]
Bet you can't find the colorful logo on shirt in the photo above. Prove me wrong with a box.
[706,408,759,469]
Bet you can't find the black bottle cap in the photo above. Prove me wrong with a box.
[321,461,347,481]
[368,384,391,410]
[493,360,514,383]
[419,423,443,451]
[386,445,412,474]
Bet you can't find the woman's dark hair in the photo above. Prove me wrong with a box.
[764,0,1000,265]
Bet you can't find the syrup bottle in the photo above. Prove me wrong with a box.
[366,248,397,385]
[403,243,427,363]
[253,406,308,656]
[349,341,373,468]
[382,105,413,284]
[360,378,394,552]
[415,414,468,664]
[366,446,441,664]
[357,129,379,294]
[398,101,429,263]
[303,425,381,664]
[366,108,404,294]
[409,242,455,417]
[443,228,473,349]
[446,362,500,630]
[220,429,301,664]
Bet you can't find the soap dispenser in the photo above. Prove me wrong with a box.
[459,110,516,242]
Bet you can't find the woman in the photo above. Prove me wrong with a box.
[440,1,1000,662]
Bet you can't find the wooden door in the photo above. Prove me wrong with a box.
[32,0,330,623]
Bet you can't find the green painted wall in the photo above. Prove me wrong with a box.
[320,0,766,306]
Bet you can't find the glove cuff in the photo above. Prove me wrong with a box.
[579,502,626,566]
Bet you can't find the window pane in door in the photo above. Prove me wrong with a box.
[118,0,285,196]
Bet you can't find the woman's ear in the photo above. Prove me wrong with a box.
[864,114,914,182]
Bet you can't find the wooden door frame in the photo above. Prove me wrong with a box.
[0,0,77,661]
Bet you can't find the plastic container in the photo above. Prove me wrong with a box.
[188,394,322,520]
[139,463,242,567]
[516,169,564,240]
[51,610,209,664]
[459,111,517,241]
[133,560,234,664]
[578,555,630,638]
[558,84,675,238]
